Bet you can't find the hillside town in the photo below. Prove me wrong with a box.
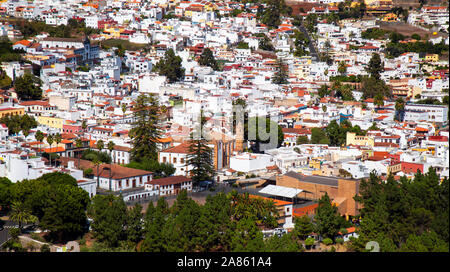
[0,0,449,253]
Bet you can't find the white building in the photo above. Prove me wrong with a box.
[229,152,274,173]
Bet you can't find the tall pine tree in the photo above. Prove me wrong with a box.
[186,111,215,187]
[129,94,162,162]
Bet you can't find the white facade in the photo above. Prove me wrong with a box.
[229,153,274,173]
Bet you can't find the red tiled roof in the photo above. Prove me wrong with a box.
[149,175,192,186]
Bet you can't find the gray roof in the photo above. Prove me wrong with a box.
[284,171,340,187]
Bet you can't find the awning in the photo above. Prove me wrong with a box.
[258,184,303,199]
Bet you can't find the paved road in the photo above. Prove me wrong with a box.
[0,219,35,248]
[0,220,16,248]
[298,24,319,61]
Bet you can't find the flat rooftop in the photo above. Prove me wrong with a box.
[284,171,355,187]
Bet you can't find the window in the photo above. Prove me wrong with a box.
[173,157,177,163]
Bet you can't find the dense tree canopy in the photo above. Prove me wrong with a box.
[4,173,90,242]
[198,48,219,71]
[153,49,185,83]
[14,73,43,101]
[0,114,38,136]
[350,169,449,252]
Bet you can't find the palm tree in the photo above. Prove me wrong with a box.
[9,201,37,230]
[395,97,405,122]
[121,104,127,124]
[75,138,83,168]
[35,130,44,154]
[374,94,384,110]
[96,139,104,154]
[93,158,101,188]
[46,134,54,166]
[338,61,347,76]
[54,133,62,166]
[107,141,115,191]
[81,120,87,143]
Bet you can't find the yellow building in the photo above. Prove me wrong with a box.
[382,13,398,22]
[387,163,402,175]
[161,25,174,31]
[425,54,439,62]
[309,157,323,170]
[346,132,375,147]
[37,116,64,131]
[0,107,25,118]
[101,26,123,39]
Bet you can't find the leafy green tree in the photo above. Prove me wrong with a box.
[366,53,383,80]
[163,191,205,251]
[0,177,13,209]
[129,94,162,162]
[231,217,265,252]
[39,184,89,242]
[305,237,315,249]
[311,128,330,145]
[14,73,42,101]
[200,193,233,251]
[236,41,249,49]
[37,172,77,187]
[296,135,309,145]
[126,203,143,246]
[293,215,314,240]
[318,85,331,98]
[88,194,128,248]
[338,61,347,76]
[411,34,421,40]
[0,67,12,89]
[361,76,391,99]
[374,93,384,109]
[258,35,275,51]
[272,58,288,84]
[140,197,169,252]
[352,170,449,252]
[198,48,219,70]
[325,120,345,147]
[314,193,343,240]
[153,49,185,83]
[264,233,304,252]
[0,114,38,136]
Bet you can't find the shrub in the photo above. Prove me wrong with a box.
[9,228,21,240]
[40,244,50,252]
[305,237,315,247]
[30,233,45,242]
[336,238,344,244]
[79,237,86,246]
[322,238,333,246]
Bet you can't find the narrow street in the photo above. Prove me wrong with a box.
[298,24,319,61]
